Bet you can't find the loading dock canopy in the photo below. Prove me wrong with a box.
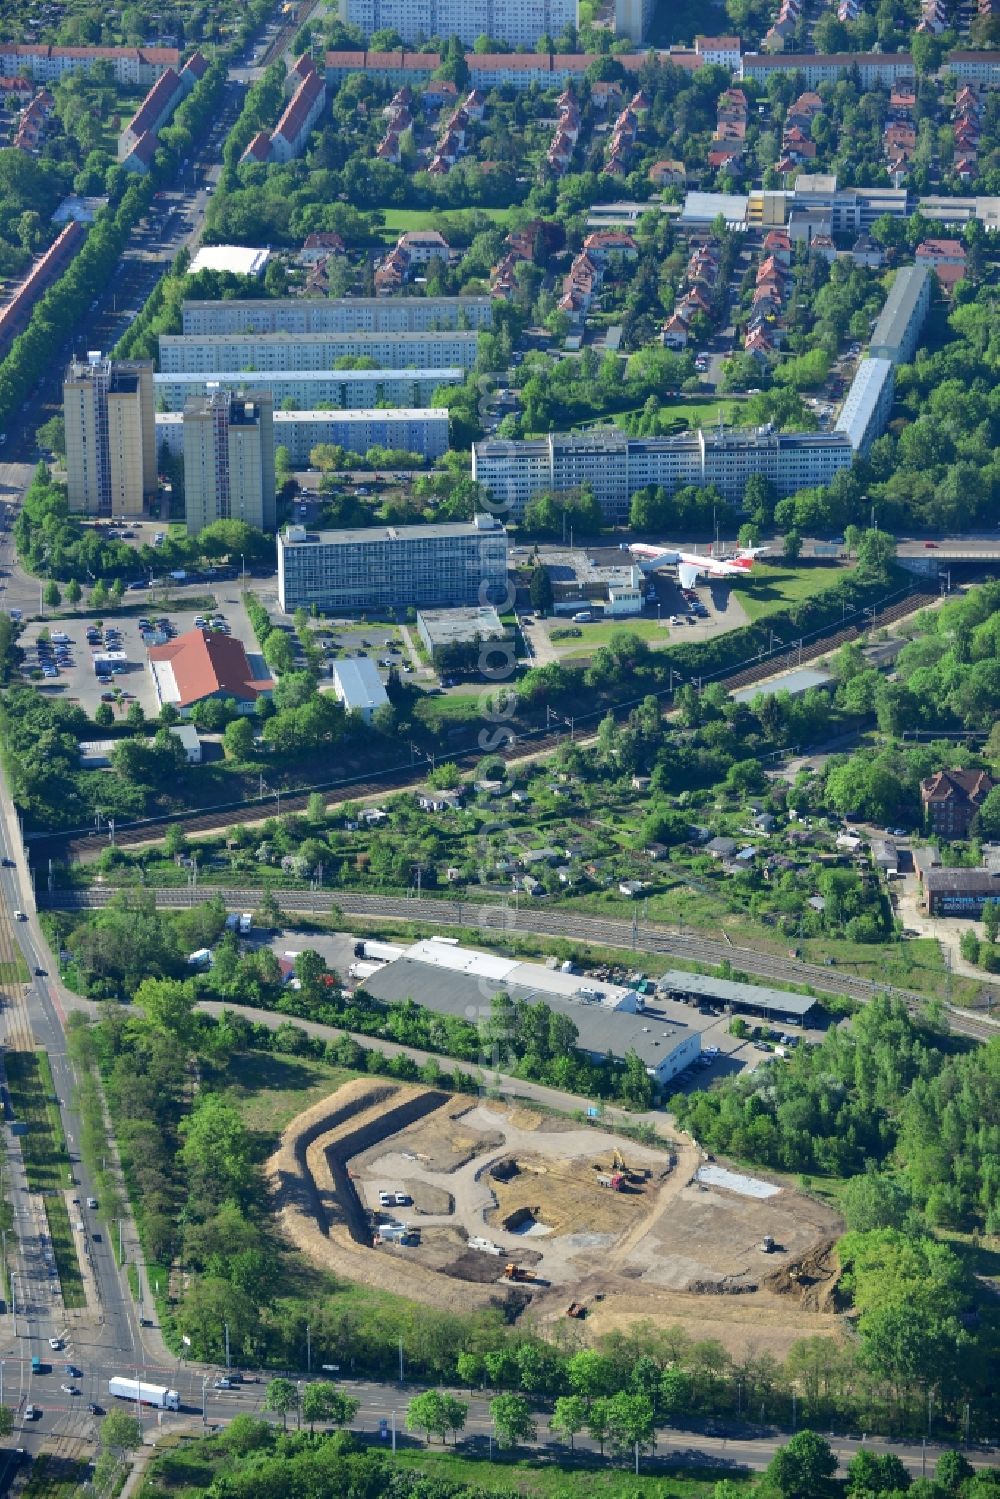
[656,969,816,1020]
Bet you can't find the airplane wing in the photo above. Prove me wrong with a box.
[677,561,703,589]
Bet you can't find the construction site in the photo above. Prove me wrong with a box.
[266,1081,845,1355]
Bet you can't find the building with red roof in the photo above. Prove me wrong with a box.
[147,629,273,715]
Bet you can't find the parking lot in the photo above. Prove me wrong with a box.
[18,593,261,720]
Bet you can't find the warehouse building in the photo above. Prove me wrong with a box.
[359,936,702,1086]
[155,406,449,463]
[153,367,461,412]
[180,295,493,336]
[924,868,1000,917]
[277,513,509,614]
[655,970,817,1024]
[158,328,479,373]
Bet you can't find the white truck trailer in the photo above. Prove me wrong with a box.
[108,1377,180,1411]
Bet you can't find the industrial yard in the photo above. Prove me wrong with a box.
[268,1080,844,1354]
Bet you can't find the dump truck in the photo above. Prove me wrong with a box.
[108,1377,179,1411]
[503,1263,536,1282]
[597,1172,625,1190]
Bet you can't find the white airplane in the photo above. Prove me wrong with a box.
[623,542,768,590]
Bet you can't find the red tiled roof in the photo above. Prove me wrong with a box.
[274,62,323,146]
[127,67,182,138]
[241,129,271,162]
[921,767,993,804]
[182,49,208,79]
[147,629,272,708]
[126,129,159,165]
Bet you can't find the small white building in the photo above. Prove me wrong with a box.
[331,658,388,723]
[169,723,202,764]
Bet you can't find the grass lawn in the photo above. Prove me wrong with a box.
[555,617,673,657]
[736,562,850,623]
[394,1449,753,1495]
[376,206,516,240]
[4,1052,85,1307]
[226,1050,360,1148]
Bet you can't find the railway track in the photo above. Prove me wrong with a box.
[38,885,999,1043]
[37,586,939,862]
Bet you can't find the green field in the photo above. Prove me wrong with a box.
[226,1050,359,1145]
[376,206,516,240]
[392,1450,753,1496]
[736,562,850,623]
[556,617,674,657]
[4,1052,85,1308]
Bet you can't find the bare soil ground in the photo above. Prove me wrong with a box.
[269,1082,845,1355]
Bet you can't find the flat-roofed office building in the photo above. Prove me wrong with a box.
[277,513,508,614]
[63,352,157,517]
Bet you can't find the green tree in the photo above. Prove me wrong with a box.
[783,530,803,564]
[263,630,295,676]
[65,578,82,605]
[841,1173,912,1233]
[94,702,114,728]
[550,1394,587,1451]
[135,977,197,1046]
[300,1383,359,1434]
[765,1430,838,1498]
[263,1377,299,1431]
[126,701,145,729]
[407,1390,448,1443]
[529,564,553,615]
[0,1406,12,1437]
[490,1393,535,1449]
[223,716,256,762]
[100,1409,142,1455]
[42,579,61,608]
[936,1451,974,1492]
[441,1393,468,1445]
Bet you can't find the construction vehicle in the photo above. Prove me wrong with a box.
[566,1302,586,1319]
[503,1262,536,1282]
[597,1172,625,1190]
[761,1235,775,1254]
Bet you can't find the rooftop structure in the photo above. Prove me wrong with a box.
[732,666,834,703]
[360,936,701,1084]
[869,262,932,363]
[331,658,389,723]
[277,514,509,614]
[180,295,492,336]
[416,605,506,663]
[187,246,271,278]
[835,357,895,455]
[655,969,817,1021]
[147,628,273,715]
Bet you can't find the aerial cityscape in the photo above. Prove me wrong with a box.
[0,0,996,1494]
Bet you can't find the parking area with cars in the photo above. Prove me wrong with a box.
[17,597,255,721]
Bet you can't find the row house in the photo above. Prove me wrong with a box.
[763,0,803,53]
[490,221,557,299]
[662,238,721,349]
[0,43,179,86]
[603,101,638,178]
[885,118,917,181]
[240,55,326,167]
[915,236,967,295]
[374,230,451,293]
[0,77,34,103]
[428,89,484,175]
[558,250,603,324]
[953,84,980,183]
[0,219,86,356]
[545,87,580,176]
[581,230,638,265]
[889,78,916,118]
[13,89,53,151]
[744,242,796,362]
[649,157,685,186]
[917,0,948,32]
[119,49,207,171]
